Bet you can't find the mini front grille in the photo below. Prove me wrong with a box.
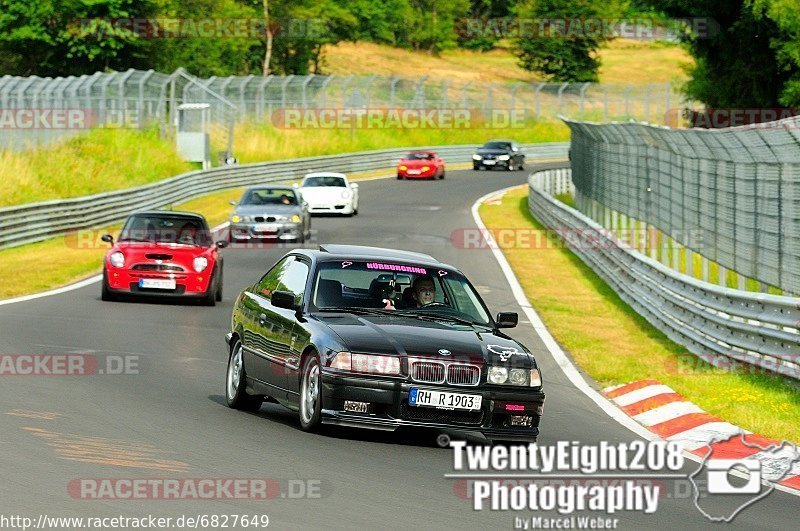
[409,359,481,386]
[131,264,184,272]
[410,362,445,384]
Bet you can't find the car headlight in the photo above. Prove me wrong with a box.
[498,155,510,161]
[231,215,241,223]
[488,366,508,384]
[421,166,430,171]
[109,252,125,268]
[341,190,352,199]
[399,165,407,170]
[330,352,400,376]
[488,366,539,386]
[291,214,301,223]
[193,256,208,273]
[472,154,482,160]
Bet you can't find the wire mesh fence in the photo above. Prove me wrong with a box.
[0,69,685,154]
[564,116,800,295]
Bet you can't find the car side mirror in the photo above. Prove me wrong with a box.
[351,183,359,189]
[271,290,297,310]
[229,200,238,206]
[101,234,114,245]
[496,312,518,328]
[215,240,228,249]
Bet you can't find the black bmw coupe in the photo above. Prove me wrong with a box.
[224,244,545,442]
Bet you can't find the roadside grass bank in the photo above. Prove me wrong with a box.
[478,186,800,442]
[1,121,568,207]
[0,165,415,300]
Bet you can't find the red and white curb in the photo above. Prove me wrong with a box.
[604,380,800,493]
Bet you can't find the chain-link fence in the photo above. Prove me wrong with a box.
[565,116,800,295]
[0,69,686,153]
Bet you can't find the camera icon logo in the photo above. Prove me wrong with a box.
[706,458,762,494]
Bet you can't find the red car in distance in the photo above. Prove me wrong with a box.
[101,211,227,305]
[396,151,445,180]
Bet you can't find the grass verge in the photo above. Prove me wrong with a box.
[478,186,800,442]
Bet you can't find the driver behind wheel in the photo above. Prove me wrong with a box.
[411,275,436,307]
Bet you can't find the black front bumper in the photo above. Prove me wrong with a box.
[320,371,545,442]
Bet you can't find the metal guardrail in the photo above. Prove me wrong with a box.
[0,143,568,249]
[529,167,800,380]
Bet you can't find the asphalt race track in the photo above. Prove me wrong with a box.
[0,165,798,530]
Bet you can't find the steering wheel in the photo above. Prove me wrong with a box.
[420,302,447,308]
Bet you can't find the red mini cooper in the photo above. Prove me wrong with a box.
[396,151,445,180]
[101,211,226,305]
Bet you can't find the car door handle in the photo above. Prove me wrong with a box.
[259,313,267,325]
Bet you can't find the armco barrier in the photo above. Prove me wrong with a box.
[0,143,568,249]
[528,167,800,380]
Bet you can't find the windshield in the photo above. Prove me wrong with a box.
[405,152,434,160]
[119,214,212,246]
[312,260,492,326]
[240,188,298,205]
[302,176,346,187]
[483,142,511,150]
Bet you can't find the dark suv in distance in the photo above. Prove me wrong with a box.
[472,140,525,171]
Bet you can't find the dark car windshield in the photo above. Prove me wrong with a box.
[405,152,434,160]
[119,214,212,246]
[312,260,491,326]
[483,142,511,150]
[302,176,346,187]
[240,188,298,205]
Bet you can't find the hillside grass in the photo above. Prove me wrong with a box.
[321,39,691,85]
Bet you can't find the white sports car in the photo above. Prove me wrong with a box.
[299,172,359,216]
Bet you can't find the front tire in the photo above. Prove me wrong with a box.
[101,270,117,302]
[299,354,322,432]
[226,339,263,411]
[215,267,223,302]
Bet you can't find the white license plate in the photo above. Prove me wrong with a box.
[409,388,482,411]
[407,169,421,175]
[138,279,176,290]
[254,223,279,233]
[483,160,496,165]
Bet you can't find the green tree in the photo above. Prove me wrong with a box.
[150,0,261,77]
[513,0,623,82]
[643,0,794,108]
[0,0,158,76]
